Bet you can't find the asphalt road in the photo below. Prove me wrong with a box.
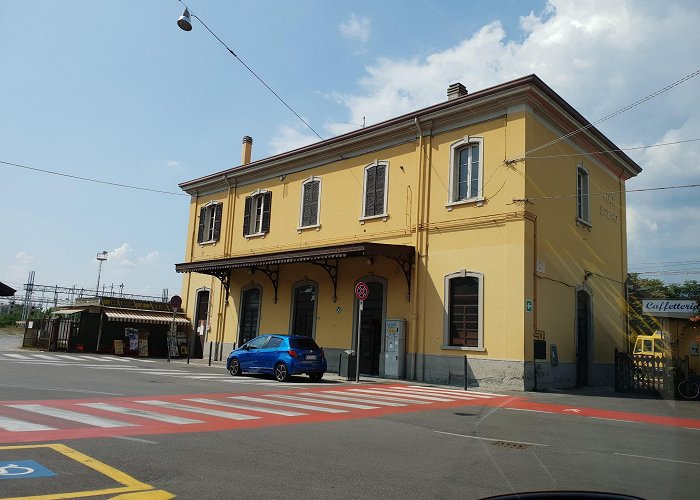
[1,338,699,499]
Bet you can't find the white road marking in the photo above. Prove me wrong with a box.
[0,415,57,432]
[3,353,31,360]
[188,398,305,417]
[390,386,481,400]
[265,393,379,410]
[407,385,507,397]
[614,452,700,466]
[332,390,429,404]
[136,400,260,420]
[350,388,455,402]
[589,417,642,424]
[231,396,347,413]
[402,386,502,399]
[30,354,56,360]
[434,430,548,447]
[114,436,159,444]
[7,404,135,428]
[78,402,203,424]
[299,392,406,407]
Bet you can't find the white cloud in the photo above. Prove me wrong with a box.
[324,0,700,281]
[109,243,131,260]
[268,125,320,155]
[166,160,180,168]
[339,14,372,43]
[138,251,159,266]
[15,251,34,265]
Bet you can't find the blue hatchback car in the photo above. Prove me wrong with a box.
[226,334,327,382]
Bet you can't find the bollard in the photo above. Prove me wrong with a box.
[464,355,469,391]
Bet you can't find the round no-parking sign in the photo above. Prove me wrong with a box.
[355,282,369,301]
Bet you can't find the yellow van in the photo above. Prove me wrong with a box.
[633,332,669,359]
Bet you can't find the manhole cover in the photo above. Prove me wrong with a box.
[492,441,529,449]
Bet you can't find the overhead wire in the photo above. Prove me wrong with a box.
[511,183,700,204]
[178,0,325,144]
[517,68,700,159]
[1,159,188,196]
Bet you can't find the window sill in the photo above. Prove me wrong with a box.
[445,197,484,211]
[359,214,389,224]
[244,232,266,240]
[198,240,218,247]
[297,224,321,233]
[576,218,592,229]
[441,345,486,352]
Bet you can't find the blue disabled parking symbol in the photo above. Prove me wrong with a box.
[0,460,56,480]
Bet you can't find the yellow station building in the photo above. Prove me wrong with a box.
[176,75,641,390]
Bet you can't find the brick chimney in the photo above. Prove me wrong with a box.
[447,83,468,101]
[241,136,253,165]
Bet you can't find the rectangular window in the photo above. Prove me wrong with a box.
[243,191,272,237]
[362,161,388,218]
[448,137,483,205]
[197,203,222,244]
[577,165,590,223]
[443,271,483,350]
[300,178,321,228]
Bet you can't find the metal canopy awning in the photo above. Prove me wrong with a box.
[175,242,415,302]
[104,308,190,325]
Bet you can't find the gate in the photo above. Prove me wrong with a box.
[614,348,673,398]
[48,318,76,351]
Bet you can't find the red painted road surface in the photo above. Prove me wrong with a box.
[1,385,698,444]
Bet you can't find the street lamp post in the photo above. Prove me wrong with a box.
[95,251,108,297]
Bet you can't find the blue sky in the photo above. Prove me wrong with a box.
[1,0,699,300]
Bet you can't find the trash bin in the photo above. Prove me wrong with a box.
[338,349,356,380]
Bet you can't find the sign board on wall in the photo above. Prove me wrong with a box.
[642,300,699,318]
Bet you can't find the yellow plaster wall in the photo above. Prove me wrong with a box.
[525,113,628,364]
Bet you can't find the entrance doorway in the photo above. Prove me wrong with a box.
[291,282,317,337]
[355,280,385,376]
[239,285,261,346]
[576,289,591,387]
[193,289,209,359]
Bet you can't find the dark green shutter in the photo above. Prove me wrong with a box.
[374,164,385,215]
[302,181,319,226]
[365,166,376,216]
[261,191,272,233]
[243,197,252,236]
[197,206,206,243]
[213,203,223,241]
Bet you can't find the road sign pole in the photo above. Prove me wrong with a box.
[355,300,363,383]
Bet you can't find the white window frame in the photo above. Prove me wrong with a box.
[360,160,389,222]
[442,270,484,351]
[245,189,269,239]
[576,162,591,225]
[199,201,222,245]
[446,136,484,209]
[298,176,322,231]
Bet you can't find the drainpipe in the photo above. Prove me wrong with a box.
[411,117,425,381]
[419,124,434,382]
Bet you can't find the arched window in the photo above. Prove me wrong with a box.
[238,284,262,345]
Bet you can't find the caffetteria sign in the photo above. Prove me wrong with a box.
[642,300,699,318]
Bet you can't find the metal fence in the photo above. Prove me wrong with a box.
[614,348,673,398]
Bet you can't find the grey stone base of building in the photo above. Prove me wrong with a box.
[325,348,614,391]
[203,342,235,364]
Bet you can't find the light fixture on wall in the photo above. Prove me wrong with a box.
[366,258,373,265]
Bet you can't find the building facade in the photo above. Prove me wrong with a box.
[176,75,641,390]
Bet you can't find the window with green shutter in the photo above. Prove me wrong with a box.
[362,161,388,219]
[299,177,321,228]
[197,202,223,244]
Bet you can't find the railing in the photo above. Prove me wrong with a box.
[615,348,673,398]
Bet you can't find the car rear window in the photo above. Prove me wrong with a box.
[290,338,319,350]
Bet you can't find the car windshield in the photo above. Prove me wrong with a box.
[289,338,319,350]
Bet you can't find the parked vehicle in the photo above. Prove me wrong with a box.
[226,334,327,382]
[632,332,669,359]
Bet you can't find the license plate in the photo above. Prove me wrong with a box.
[306,355,318,360]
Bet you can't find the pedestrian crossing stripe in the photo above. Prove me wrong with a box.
[0,385,513,443]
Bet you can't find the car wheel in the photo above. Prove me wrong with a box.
[309,372,323,382]
[274,362,289,382]
[228,358,241,376]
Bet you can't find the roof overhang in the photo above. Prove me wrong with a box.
[178,74,642,196]
[0,282,16,297]
[176,242,415,302]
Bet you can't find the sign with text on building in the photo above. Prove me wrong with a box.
[642,299,699,318]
